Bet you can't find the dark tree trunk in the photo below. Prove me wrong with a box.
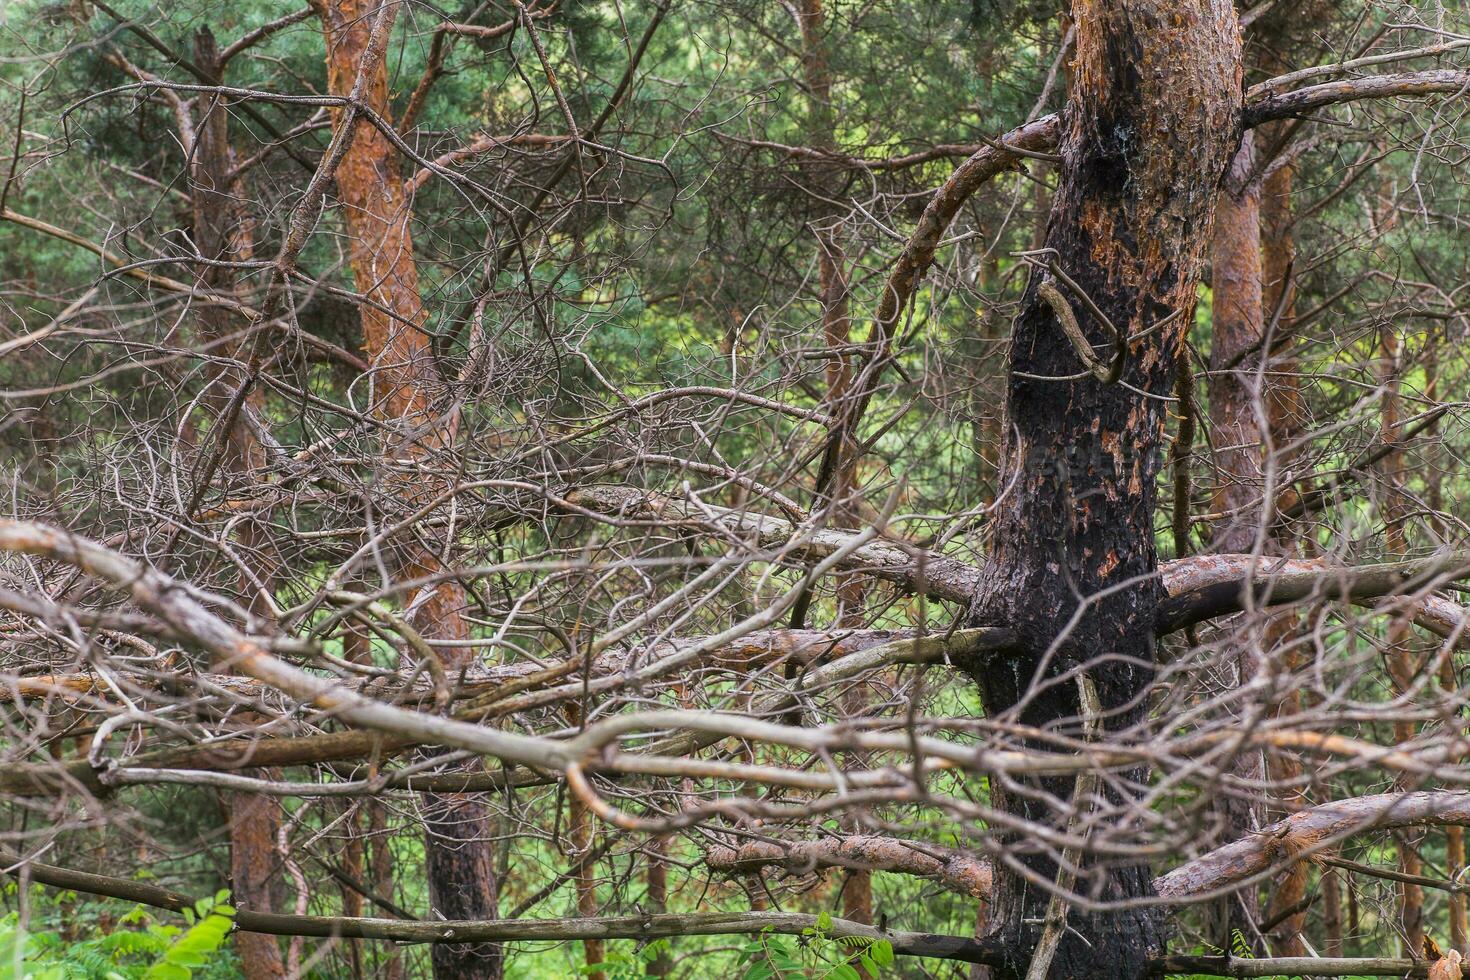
[963,2,1242,977]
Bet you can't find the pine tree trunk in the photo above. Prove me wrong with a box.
[965,2,1242,976]
[797,0,874,934]
[645,836,673,977]
[1257,110,1310,959]
[190,30,286,980]
[314,3,501,976]
[570,793,605,980]
[1204,132,1268,953]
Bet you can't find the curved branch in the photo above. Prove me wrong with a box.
[878,68,1468,349]
[874,115,1060,335]
[1157,551,1470,636]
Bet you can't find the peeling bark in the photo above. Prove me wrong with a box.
[314,2,501,975]
[1256,119,1310,959]
[1203,131,1268,953]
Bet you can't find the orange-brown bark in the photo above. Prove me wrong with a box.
[570,793,605,980]
[1258,123,1310,959]
[1434,330,1468,948]
[645,836,672,976]
[1380,320,1424,955]
[1204,133,1270,953]
[1208,132,1267,556]
[314,3,499,976]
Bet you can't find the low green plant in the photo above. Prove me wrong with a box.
[734,912,894,980]
[0,890,236,980]
[577,939,673,979]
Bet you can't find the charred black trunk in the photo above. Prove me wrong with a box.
[961,2,1243,977]
[425,793,504,979]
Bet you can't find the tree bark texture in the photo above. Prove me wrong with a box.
[315,3,501,976]
[965,2,1242,976]
[191,30,286,980]
[1203,131,1269,953]
[1256,109,1310,959]
[570,792,605,980]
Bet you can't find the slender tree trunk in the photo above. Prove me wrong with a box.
[797,0,873,934]
[1379,320,1424,955]
[1257,115,1310,959]
[370,800,407,980]
[1208,132,1266,555]
[645,836,673,977]
[965,2,1242,976]
[314,3,501,976]
[190,31,286,980]
[1205,132,1268,953]
[1321,869,1343,956]
[569,794,605,980]
[1425,331,1469,952]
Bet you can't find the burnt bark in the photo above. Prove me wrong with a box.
[964,2,1243,976]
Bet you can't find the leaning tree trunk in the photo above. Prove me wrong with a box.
[315,2,501,976]
[964,2,1242,977]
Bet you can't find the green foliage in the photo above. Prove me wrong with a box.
[0,891,236,980]
[577,939,672,979]
[735,913,895,980]
[141,892,236,980]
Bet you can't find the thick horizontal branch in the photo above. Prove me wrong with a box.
[707,791,1470,907]
[0,849,998,964]
[1242,68,1470,127]
[1157,551,1470,637]
[706,835,992,898]
[1154,791,1470,900]
[560,489,1470,637]
[1147,956,1426,978]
